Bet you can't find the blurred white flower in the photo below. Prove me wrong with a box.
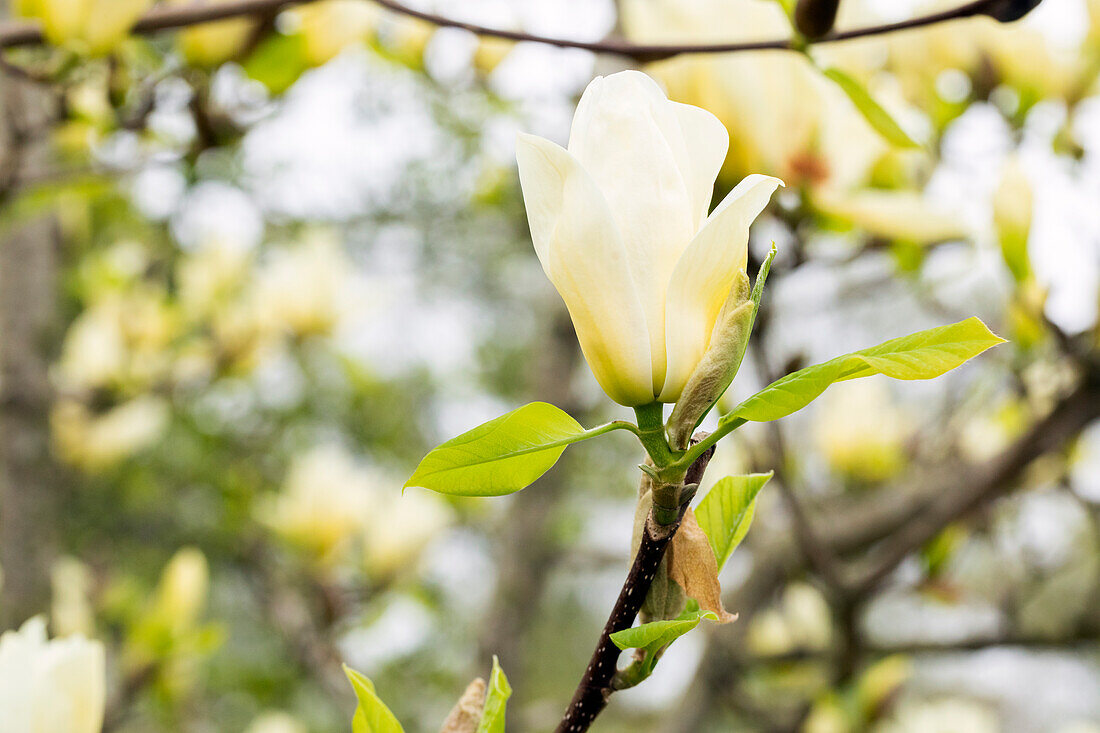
[258,445,375,563]
[52,396,171,472]
[153,548,210,634]
[621,0,971,244]
[875,696,1001,733]
[364,489,453,578]
[0,616,106,733]
[244,711,308,733]
[252,230,358,339]
[51,557,94,638]
[813,380,913,484]
[173,0,255,67]
[296,0,381,66]
[259,444,453,575]
[19,0,151,54]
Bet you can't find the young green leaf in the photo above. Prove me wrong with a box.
[610,605,719,679]
[475,656,512,733]
[406,402,605,497]
[344,665,404,733]
[727,317,1004,424]
[822,67,920,149]
[695,473,773,569]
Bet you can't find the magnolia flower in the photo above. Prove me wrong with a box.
[0,617,106,733]
[516,71,781,406]
[296,0,380,66]
[18,0,152,54]
[173,0,255,67]
[257,445,374,563]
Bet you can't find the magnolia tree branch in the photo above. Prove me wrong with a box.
[672,373,1100,731]
[554,441,715,733]
[0,0,1044,59]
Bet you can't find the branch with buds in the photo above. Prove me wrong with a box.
[0,0,1046,59]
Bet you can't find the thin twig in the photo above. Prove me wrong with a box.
[554,442,715,733]
[0,0,1036,61]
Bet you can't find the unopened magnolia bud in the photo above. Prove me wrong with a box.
[667,272,753,450]
[794,0,841,39]
[981,0,1043,23]
[440,678,487,733]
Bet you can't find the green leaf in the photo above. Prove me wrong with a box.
[610,605,718,678]
[244,32,309,95]
[727,318,1004,423]
[344,665,404,733]
[406,402,597,497]
[475,656,512,733]
[696,472,773,569]
[822,67,920,149]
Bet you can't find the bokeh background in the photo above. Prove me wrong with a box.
[1,0,1099,731]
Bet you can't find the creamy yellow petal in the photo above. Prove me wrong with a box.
[659,174,781,402]
[567,71,695,393]
[667,100,729,230]
[35,637,105,733]
[516,133,655,405]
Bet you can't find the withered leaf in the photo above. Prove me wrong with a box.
[668,509,737,624]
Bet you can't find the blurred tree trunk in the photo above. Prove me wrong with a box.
[481,310,581,720]
[0,61,63,629]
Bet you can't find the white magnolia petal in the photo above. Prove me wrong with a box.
[668,100,728,230]
[515,133,655,405]
[659,174,782,403]
[568,71,696,392]
[36,638,105,733]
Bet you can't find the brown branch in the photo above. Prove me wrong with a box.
[554,442,715,733]
[0,0,1042,61]
[669,374,1100,731]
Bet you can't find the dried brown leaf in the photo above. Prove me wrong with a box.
[668,509,737,624]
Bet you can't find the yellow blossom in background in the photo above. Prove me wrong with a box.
[621,0,966,245]
[875,696,1001,733]
[296,0,380,66]
[747,582,832,656]
[621,0,885,190]
[363,489,453,578]
[257,445,375,563]
[746,607,793,657]
[54,289,178,396]
[52,395,170,472]
[0,617,105,733]
[813,188,969,244]
[178,241,253,320]
[377,13,435,66]
[173,0,257,67]
[252,231,356,340]
[473,36,516,76]
[836,0,1083,106]
[958,398,1029,463]
[516,70,781,405]
[258,444,452,574]
[51,557,95,638]
[152,548,210,635]
[245,711,309,733]
[813,380,913,484]
[18,0,152,55]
